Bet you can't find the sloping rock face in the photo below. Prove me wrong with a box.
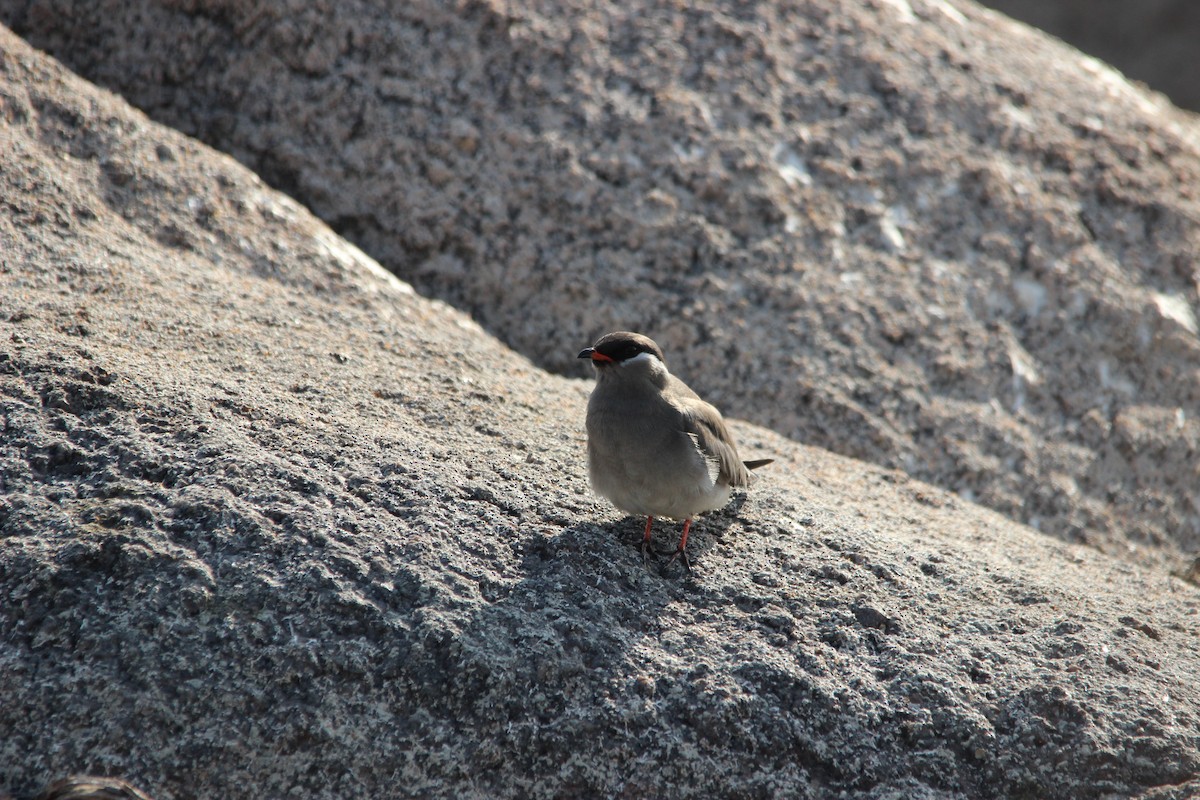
[2,0,1198,576]
[3,23,1200,800]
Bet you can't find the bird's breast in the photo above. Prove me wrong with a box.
[585,399,725,519]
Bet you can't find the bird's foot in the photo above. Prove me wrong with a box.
[665,546,692,574]
[641,538,654,568]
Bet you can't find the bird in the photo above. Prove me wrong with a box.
[578,331,772,571]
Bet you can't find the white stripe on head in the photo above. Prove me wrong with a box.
[621,351,660,367]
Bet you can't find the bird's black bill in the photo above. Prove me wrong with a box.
[579,347,615,363]
[743,459,774,470]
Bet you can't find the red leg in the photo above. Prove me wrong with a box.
[641,516,654,564]
[668,518,694,573]
[678,518,692,551]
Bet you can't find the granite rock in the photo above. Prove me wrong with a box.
[2,23,1200,800]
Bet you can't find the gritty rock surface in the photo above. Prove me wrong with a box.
[3,23,1200,800]
[2,0,1197,577]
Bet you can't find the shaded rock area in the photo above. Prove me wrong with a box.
[980,0,1200,114]
[2,0,1198,577]
[3,21,1200,800]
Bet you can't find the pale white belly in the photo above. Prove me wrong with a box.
[588,442,731,520]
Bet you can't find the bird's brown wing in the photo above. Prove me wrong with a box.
[673,393,753,488]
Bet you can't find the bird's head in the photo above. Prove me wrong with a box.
[578,331,668,382]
